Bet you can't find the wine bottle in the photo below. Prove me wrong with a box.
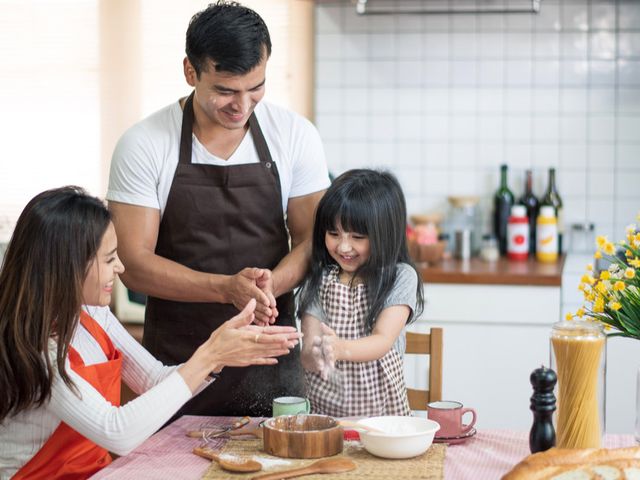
[493,164,515,255]
[541,168,563,255]
[520,169,539,256]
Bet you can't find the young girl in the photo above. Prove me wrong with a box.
[298,169,424,417]
[0,186,300,480]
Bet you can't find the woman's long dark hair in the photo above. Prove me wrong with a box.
[0,186,111,423]
[297,169,424,332]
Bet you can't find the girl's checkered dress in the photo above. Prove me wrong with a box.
[305,267,411,417]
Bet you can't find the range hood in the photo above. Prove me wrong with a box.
[354,0,541,15]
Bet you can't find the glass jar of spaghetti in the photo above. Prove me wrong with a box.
[550,320,606,449]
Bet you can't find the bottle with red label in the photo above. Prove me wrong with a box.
[507,205,529,261]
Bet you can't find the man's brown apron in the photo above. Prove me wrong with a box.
[143,92,304,416]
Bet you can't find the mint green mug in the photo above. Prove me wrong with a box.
[272,396,311,417]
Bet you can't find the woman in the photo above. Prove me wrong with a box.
[0,186,301,479]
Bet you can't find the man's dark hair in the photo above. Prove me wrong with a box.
[186,1,272,77]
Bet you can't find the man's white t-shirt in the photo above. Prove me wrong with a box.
[107,100,330,216]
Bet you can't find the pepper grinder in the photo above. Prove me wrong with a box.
[529,365,557,453]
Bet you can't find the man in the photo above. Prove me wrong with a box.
[106,1,329,416]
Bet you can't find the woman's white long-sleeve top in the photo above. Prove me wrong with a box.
[0,305,203,479]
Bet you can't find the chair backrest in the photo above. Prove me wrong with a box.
[405,328,443,410]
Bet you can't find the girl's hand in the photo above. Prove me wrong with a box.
[315,324,338,380]
[309,336,326,375]
[178,299,301,392]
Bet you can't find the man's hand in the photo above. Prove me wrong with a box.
[254,269,278,326]
[227,268,277,325]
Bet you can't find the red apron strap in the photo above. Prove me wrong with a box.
[14,311,123,480]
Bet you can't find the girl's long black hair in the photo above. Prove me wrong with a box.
[297,169,424,331]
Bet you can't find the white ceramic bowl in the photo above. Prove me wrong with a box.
[357,416,440,459]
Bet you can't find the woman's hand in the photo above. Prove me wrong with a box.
[178,299,301,392]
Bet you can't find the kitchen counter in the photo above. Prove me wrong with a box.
[416,255,565,287]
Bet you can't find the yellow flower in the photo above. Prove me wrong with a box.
[630,258,640,268]
[596,282,609,294]
[604,242,616,255]
[614,281,626,291]
[600,270,611,280]
[586,292,595,302]
[594,250,602,259]
[596,235,607,248]
[586,263,593,271]
[594,297,605,313]
[581,274,596,285]
[625,267,635,279]
[565,312,573,321]
[610,302,622,311]
[576,307,585,317]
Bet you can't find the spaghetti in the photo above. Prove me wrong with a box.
[551,322,605,449]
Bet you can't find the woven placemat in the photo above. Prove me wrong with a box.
[201,438,446,479]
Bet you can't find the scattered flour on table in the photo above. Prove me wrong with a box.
[251,456,293,469]
[218,453,243,464]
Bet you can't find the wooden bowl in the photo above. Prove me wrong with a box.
[262,414,343,459]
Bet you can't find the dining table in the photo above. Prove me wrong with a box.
[90,415,637,479]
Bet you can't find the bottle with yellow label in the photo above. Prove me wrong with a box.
[536,206,558,263]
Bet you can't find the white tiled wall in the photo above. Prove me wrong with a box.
[314,0,640,242]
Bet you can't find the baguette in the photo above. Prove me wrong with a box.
[502,446,640,480]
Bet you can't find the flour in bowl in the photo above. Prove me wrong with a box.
[372,424,417,435]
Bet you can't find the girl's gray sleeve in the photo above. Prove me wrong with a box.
[304,297,327,323]
[383,263,419,321]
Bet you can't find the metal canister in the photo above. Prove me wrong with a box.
[454,229,471,260]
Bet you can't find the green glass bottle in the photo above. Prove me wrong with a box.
[541,168,563,255]
[493,164,515,255]
[520,169,539,256]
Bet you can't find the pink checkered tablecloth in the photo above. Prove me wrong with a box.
[91,416,637,480]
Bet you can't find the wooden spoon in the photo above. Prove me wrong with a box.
[250,457,357,480]
[337,420,385,433]
[192,446,262,473]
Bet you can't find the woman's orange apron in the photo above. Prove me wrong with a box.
[14,311,122,480]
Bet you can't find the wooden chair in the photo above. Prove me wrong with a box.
[405,328,443,411]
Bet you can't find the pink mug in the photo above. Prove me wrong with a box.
[427,400,477,438]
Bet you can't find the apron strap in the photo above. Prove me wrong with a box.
[178,91,273,166]
[178,92,196,165]
[248,113,274,166]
